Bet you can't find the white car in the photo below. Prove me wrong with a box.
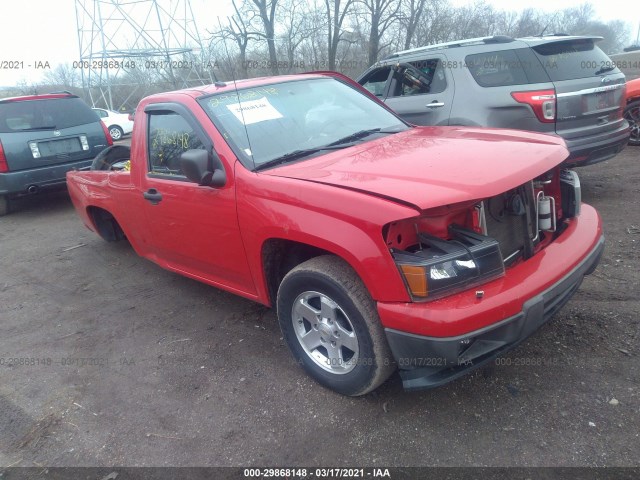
[92,108,134,141]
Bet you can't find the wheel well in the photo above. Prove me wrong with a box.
[262,239,333,305]
[87,206,126,242]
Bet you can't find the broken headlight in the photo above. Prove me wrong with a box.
[394,226,505,301]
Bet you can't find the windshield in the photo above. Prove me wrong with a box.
[198,77,407,169]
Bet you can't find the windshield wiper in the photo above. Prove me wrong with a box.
[16,126,57,131]
[595,65,615,75]
[253,127,405,172]
[253,145,349,171]
[327,127,400,147]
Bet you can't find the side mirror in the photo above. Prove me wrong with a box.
[180,149,226,187]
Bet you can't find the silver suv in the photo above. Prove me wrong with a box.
[357,35,630,166]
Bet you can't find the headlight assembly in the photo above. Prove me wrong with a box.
[394,225,505,301]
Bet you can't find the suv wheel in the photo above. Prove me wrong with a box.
[625,100,640,146]
[108,125,124,141]
[277,255,395,396]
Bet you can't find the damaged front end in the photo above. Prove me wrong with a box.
[379,166,598,390]
[386,167,582,303]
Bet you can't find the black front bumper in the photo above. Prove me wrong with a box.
[385,235,605,391]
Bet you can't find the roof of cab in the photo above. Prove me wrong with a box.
[145,73,329,101]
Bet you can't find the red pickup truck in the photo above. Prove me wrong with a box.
[67,72,604,395]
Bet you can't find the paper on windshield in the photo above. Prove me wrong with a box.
[226,97,283,125]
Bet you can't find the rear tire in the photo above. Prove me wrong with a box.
[0,195,9,216]
[90,208,125,242]
[277,255,395,396]
[624,100,640,146]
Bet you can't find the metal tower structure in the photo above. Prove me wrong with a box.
[75,0,215,110]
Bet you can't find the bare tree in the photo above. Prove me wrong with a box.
[360,0,402,64]
[15,79,39,96]
[400,0,428,49]
[251,0,281,74]
[296,0,329,69]
[42,64,81,90]
[209,0,260,79]
[325,0,356,71]
[412,0,456,46]
[556,2,596,33]
[509,8,546,37]
[11,0,632,98]
[278,0,317,72]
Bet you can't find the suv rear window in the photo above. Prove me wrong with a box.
[466,48,550,87]
[0,97,98,133]
[532,39,617,81]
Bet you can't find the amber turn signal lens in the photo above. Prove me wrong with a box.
[399,264,428,298]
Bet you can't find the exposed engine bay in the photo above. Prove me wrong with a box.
[385,168,582,301]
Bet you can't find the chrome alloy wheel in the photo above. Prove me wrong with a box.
[291,291,359,374]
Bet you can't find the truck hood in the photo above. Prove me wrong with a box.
[264,126,569,211]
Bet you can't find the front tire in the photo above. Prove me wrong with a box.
[277,255,395,396]
[624,100,640,146]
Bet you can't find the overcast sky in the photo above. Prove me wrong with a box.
[1,0,638,87]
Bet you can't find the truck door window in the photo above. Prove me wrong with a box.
[360,67,392,96]
[147,112,205,178]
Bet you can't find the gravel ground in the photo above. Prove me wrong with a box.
[0,146,638,469]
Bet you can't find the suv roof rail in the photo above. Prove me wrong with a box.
[386,35,515,59]
[47,90,75,95]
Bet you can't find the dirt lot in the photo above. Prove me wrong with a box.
[0,147,638,469]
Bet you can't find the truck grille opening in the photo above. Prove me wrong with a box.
[481,182,537,265]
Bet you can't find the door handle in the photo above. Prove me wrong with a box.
[143,188,163,205]
[426,101,445,108]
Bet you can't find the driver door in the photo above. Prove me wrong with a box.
[137,104,255,296]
